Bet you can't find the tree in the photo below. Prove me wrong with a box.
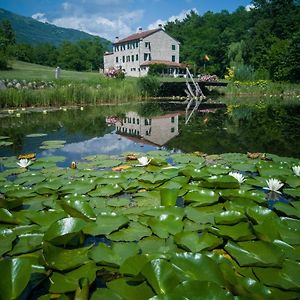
[0,19,16,69]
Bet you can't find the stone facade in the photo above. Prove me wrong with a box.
[104,26,182,77]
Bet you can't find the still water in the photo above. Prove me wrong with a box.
[1,101,300,167]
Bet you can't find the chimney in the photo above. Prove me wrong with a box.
[138,27,143,33]
[115,36,119,43]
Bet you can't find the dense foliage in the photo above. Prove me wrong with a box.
[164,0,300,82]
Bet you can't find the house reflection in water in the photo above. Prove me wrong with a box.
[114,111,179,146]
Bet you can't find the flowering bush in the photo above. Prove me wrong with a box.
[105,68,125,79]
[198,74,219,81]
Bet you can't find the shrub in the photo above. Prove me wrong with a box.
[137,76,160,97]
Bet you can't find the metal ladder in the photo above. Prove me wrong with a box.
[185,67,206,124]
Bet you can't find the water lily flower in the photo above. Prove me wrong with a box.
[17,159,32,168]
[264,178,284,194]
[292,165,300,177]
[136,156,151,167]
[229,171,245,184]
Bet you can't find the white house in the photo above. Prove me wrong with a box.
[114,111,179,146]
[104,25,185,77]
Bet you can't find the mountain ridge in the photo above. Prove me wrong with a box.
[0,8,111,48]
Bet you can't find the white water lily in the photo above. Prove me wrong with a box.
[136,156,151,167]
[17,159,32,168]
[292,165,300,177]
[229,171,246,184]
[264,178,284,194]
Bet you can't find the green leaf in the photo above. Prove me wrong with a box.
[44,217,86,245]
[90,289,123,300]
[225,240,284,267]
[107,278,155,300]
[108,221,152,241]
[61,199,96,221]
[0,257,32,300]
[89,184,122,197]
[42,242,91,271]
[170,253,226,286]
[148,214,183,238]
[60,179,96,195]
[273,202,300,218]
[10,233,44,255]
[199,175,240,189]
[120,254,150,275]
[215,210,246,225]
[89,242,139,266]
[138,236,178,255]
[185,204,224,224]
[160,188,179,206]
[49,262,97,293]
[142,259,182,295]
[211,222,255,241]
[184,189,219,206]
[219,189,266,204]
[0,208,20,224]
[174,231,223,252]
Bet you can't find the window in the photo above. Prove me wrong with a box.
[133,118,135,124]
[171,127,175,133]
[132,55,134,62]
[136,54,138,61]
[145,42,150,48]
[122,56,125,63]
[136,42,139,48]
[171,116,175,123]
[137,119,139,125]
[126,56,130,62]
[172,45,176,50]
[116,57,118,63]
[172,55,176,62]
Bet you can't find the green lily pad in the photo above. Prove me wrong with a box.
[215,210,247,225]
[148,214,183,238]
[60,179,96,195]
[219,189,266,204]
[26,133,48,137]
[273,202,300,218]
[0,208,20,224]
[90,289,123,300]
[0,257,33,300]
[89,242,139,266]
[225,240,284,267]
[44,217,86,245]
[108,221,152,241]
[211,222,255,241]
[9,233,44,255]
[107,278,155,300]
[174,231,223,252]
[0,141,13,147]
[142,258,182,295]
[49,261,97,293]
[171,253,226,286]
[138,236,178,255]
[61,199,96,221]
[199,175,240,189]
[83,214,129,236]
[120,254,150,275]
[184,189,219,206]
[42,242,91,271]
[89,184,122,197]
[185,204,224,224]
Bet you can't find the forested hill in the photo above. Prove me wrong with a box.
[0,8,111,48]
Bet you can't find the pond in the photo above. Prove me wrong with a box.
[0,100,300,165]
[0,99,300,299]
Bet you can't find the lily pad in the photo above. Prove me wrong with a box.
[61,199,96,221]
[184,189,219,206]
[0,257,33,300]
[225,240,284,267]
[44,217,86,245]
[26,133,48,138]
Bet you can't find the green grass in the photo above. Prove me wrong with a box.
[0,60,103,82]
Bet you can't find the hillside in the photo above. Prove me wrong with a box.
[0,8,111,48]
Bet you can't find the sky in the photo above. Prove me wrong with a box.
[0,0,252,41]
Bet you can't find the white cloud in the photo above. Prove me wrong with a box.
[31,0,143,40]
[31,12,49,23]
[147,8,198,30]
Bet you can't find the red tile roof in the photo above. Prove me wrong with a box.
[115,28,161,44]
[140,60,186,68]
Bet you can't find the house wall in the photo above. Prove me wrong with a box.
[103,29,180,77]
[103,53,114,73]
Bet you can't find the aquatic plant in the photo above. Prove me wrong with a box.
[292,165,300,177]
[136,156,151,166]
[16,158,32,168]
[229,171,245,184]
[264,178,284,194]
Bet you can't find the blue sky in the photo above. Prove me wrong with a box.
[0,0,252,41]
